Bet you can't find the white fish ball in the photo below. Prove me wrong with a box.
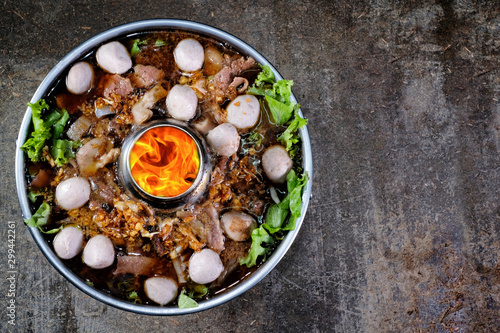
[166,84,198,121]
[207,123,240,157]
[66,62,94,94]
[226,95,260,129]
[189,248,223,284]
[56,177,91,210]
[262,145,293,184]
[96,41,132,74]
[53,226,84,260]
[173,38,204,72]
[144,277,178,305]
[82,235,115,269]
[221,211,257,242]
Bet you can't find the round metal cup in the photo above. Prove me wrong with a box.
[118,119,211,211]
[15,19,313,315]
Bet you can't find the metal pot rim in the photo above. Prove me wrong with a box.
[15,19,313,315]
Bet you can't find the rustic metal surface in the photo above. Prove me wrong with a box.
[1,1,500,332]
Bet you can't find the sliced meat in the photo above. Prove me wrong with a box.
[103,74,133,98]
[130,64,165,88]
[192,115,216,135]
[113,255,156,276]
[214,56,255,92]
[30,169,52,188]
[66,115,92,141]
[76,138,120,176]
[197,204,225,253]
[131,83,168,125]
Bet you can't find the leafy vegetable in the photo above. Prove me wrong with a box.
[247,131,264,146]
[28,191,40,203]
[178,290,199,309]
[21,99,77,166]
[130,39,147,57]
[51,139,80,167]
[24,202,61,234]
[248,65,299,125]
[154,39,166,47]
[278,108,308,157]
[186,284,208,299]
[263,170,308,234]
[239,225,274,267]
[128,291,140,303]
[21,127,51,162]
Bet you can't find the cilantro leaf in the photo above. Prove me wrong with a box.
[240,225,274,267]
[178,290,199,309]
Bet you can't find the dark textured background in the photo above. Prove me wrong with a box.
[2,1,500,332]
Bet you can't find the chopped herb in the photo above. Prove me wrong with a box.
[154,39,166,47]
[186,284,208,299]
[130,39,147,57]
[128,291,140,303]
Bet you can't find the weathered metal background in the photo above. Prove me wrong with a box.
[1,1,499,332]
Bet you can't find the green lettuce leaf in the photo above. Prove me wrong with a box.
[24,202,61,234]
[21,126,51,162]
[248,65,299,125]
[178,290,199,309]
[261,170,308,233]
[51,110,70,139]
[51,139,80,167]
[21,99,76,166]
[278,109,308,157]
[265,95,294,125]
[240,225,274,267]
